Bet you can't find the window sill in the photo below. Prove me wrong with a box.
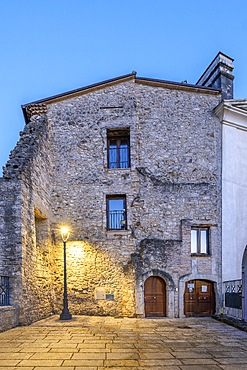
[106,168,131,172]
[106,229,131,237]
[191,253,210,257]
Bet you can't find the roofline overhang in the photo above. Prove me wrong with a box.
[21,72,136,121]
[215,99,247,131]
[21,72,221,123]
[22,72,138,108]
[136,76,221,94]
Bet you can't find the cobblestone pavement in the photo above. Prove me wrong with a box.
[1,315,247,370]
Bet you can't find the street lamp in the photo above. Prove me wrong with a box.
[60,226,72,320]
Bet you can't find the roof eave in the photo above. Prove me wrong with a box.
[22,72,136,110]
[21,72,221,124]
[136,77,221,94]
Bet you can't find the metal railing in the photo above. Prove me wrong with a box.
[224,280,242,309]
[225,292,242,309]
[0,276,10,306]
[107,210,127,230]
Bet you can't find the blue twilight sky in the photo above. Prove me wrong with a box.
[1,0,247,175]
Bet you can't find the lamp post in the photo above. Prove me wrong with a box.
[60,227,72,320]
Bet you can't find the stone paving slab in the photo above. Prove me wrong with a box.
[1,315,247,369]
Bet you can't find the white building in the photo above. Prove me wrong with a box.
[215,100,247,319]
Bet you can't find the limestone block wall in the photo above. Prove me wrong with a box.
[0,307,18,332]
[0,77,223,321]
[3,115,55,325]
[52,240,136,316]
[0,178,22,321]
[47,79,222,317]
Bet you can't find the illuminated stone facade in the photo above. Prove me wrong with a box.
[0,53,235,329]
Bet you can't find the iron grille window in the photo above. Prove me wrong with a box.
[0,276,10,306]
[107,129,130,169]
[191,227,209,255]
[106,195,127,230]
[225,293,242,309]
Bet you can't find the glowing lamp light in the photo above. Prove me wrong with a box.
[61,226,70,242]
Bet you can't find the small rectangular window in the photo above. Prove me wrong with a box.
[106,195,127,230]
[107,129,130,169]
[191,227,209,255]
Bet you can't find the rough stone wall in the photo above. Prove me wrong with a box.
[0,307,17,332]
[52,240,136,316]
[134,84,221,316]
[0,178,22,322]
[47,79,222,317]
[2,115,55,325]
[0,77,222,322]
[49,81,138,316]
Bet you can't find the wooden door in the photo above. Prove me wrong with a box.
[144,276,166,317]
[184,280,215,317]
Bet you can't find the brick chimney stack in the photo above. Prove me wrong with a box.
[196,52,234,99]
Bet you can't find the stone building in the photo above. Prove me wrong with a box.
[0,52,235,330]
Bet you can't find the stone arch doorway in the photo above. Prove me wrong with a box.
[242,247,247,321]
[144,276,166,317]
[184,279,215,317]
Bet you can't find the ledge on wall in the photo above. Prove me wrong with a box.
[0,306,18,332]
[106,230,132,238]
[213,314,247,332]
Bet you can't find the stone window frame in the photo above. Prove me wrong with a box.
[107,128,130,169]
[191,226,210,256]
[106,194,127,231]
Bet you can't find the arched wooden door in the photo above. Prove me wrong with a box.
[144,276,166,317]
[184,280,215,317]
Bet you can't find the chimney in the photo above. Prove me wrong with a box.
[196,52,234,99]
